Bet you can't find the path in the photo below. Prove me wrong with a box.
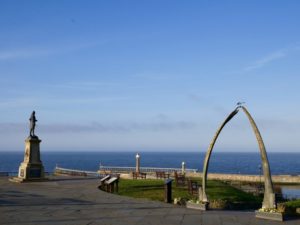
[0,177,298,225]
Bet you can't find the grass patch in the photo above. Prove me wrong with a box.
[118,179,165,201]
[282,199,300,216]
[205,180,262,209]
[117,178,262,210]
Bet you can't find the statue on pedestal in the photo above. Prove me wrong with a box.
[10,110,46,182]
[29,111,38,137]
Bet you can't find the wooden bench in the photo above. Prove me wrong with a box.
[156,171,170,179]
[174,171,186,186]
[132,172,147,179]
[188,179,199,196]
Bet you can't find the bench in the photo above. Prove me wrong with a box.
[174,171,186,186]
[156,171,170,179]
[132,172,147,179]
[188,179,199,196]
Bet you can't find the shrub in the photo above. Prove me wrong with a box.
[209,199,228,209]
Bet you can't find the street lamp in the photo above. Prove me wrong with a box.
[136,153,140,173]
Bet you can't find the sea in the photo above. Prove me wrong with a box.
[1,151,299,199]
[0,151,299,175]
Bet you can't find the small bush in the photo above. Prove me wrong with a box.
[174,197,187,206]
[209,199,228,209]
[284,200,300,216]
[277,203,286,213]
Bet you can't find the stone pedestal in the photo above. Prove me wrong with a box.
[11,136,46,182]
[255,210,283,221]
[186,202,208,210]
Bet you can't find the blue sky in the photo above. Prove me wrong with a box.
[0,1,300,152]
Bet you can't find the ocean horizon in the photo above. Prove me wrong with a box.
[1,151,299,175]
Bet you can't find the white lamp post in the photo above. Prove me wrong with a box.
[136,153,140,173]
[182,161,186,174]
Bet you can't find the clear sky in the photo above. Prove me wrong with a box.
[0,1,300,152]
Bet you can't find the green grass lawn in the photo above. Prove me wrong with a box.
[117,178,262,209]
[205,180,262,209]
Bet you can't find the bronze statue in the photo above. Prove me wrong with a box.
[29,111,38,137]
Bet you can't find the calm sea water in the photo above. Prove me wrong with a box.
[0,151,299,175]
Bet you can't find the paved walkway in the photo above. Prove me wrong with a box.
[0,177,299,225]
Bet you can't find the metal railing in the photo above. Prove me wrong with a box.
[99,165,198,173]
[53,165,198,177]
[0,172,11,177]
[54,166,100,177]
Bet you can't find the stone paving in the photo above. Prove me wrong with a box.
[0,177,299,225]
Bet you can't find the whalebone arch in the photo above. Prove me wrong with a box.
[201,106,276,210]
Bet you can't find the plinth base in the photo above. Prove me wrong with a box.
[255,210,284,221]
[9,176,49,183]
[18,162,45,180]
[186,201,208,210]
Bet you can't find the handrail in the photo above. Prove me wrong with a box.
[54,166,100,176]
[54,165,198,177]
[99,165,197,173]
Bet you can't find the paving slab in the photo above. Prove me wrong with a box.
[0,177,299,225]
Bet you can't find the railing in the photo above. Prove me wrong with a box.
[0,172,10,177]
[54,165,197,178]
[99,165,198,173]
[54,166,100,177]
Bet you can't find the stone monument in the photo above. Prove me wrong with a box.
[199,104,283,221]
[11,111,46,182]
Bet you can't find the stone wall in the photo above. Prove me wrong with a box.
[187,172,300,184]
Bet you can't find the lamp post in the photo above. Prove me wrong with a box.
[136,153,140,173]
[181,161,186,174]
